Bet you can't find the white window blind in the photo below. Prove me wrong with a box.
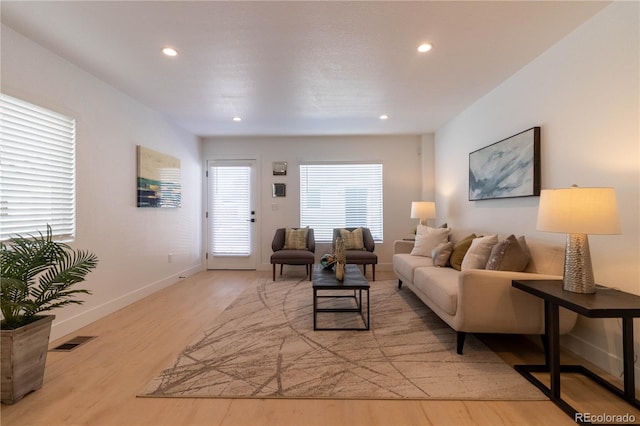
[300,163,383,243]
[209,164,251,256]
[0,94,76,241]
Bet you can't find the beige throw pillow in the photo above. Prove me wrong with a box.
[416,224,450,236]
[410,226,450,257]
[432,242,453,267]
[485,234,531,272]
[340,228,365,250]
[461,234,498,270]
[284,227,308,250]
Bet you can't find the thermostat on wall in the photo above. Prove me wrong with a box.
[273,183,286,197]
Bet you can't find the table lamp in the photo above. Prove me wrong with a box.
[410,201,436,226]
[536,186,620,293]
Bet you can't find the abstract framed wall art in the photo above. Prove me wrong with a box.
[137,145,181,208]
[469,127,540,201]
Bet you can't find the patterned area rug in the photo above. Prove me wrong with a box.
[139,278,544,400]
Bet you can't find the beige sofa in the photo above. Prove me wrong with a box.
[393,228,577,354]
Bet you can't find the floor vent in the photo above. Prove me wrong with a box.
[50,336,97,352]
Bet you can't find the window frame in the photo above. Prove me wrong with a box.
[0,94,77,241]
[299,161,383,243]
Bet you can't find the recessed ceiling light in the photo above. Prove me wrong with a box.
[417,43,432,53]
[232,117,242,122]
[379,114,389,120]
[162,47,178,57]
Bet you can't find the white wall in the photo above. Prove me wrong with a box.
[420,134,436,202]
[1,25,203,341]
[435,2,639,382]
[202,135,424,269]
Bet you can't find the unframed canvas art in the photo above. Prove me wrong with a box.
[137,145,181,208]
[469,127,540,201]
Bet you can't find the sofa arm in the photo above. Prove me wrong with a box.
[393,239,415,255]
[455,269,577,334]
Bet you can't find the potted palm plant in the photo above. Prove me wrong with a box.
[0,226,98,404]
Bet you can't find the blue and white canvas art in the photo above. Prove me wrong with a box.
[469,127,540,201]
[137,145,182,208]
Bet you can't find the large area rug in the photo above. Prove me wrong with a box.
[139,278,544,400]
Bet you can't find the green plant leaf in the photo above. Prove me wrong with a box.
[0,225,98,329]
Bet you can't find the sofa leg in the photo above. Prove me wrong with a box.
[456,332,466,355]
[372,265,375,281]
[280,264,284,276]
[272,264,276,281]
[398,280,403,289]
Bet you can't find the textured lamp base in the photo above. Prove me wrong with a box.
[563,233,595,293]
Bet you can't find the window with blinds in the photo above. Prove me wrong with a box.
[300,163,383,243]
[0,94,76,241]
[209,164,251,256]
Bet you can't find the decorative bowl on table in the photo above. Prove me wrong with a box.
[320,254,336,270]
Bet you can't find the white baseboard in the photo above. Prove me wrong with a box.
[561,332,640,390]
[50,264,204,342]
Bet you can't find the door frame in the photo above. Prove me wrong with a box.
[203,155,261,270]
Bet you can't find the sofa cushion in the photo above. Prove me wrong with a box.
[340,228,365,250]
[432,242,453,267]
[345,250,377,263]
[525,240,565,275]
[486,235,531,272]
[271,250,314,263]
[284,227,308,249]
[449,234,476,271]
[414,267,460,316]
[461,235,498,270]
[411,227,449,257]
[393,253,434,282]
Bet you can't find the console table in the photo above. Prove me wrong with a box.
[512,279,640,423]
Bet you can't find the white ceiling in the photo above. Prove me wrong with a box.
[1,1,608,137]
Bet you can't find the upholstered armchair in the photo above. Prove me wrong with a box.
[332,227,378,280]
[270,227,316,281]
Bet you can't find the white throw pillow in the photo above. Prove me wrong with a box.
[416,224,450,236]
[432,242,454,267]
[410,227,450,257]
[461,234,499,270]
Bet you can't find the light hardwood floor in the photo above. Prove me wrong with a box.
[2,270,638,426]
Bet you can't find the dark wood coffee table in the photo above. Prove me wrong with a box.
[312,264,370,331]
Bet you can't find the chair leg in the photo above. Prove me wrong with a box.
[272,264,276,281]
[280,264,284,276]
[398,279,403,289]
[372,265,375,281]
[308,263,313,281]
